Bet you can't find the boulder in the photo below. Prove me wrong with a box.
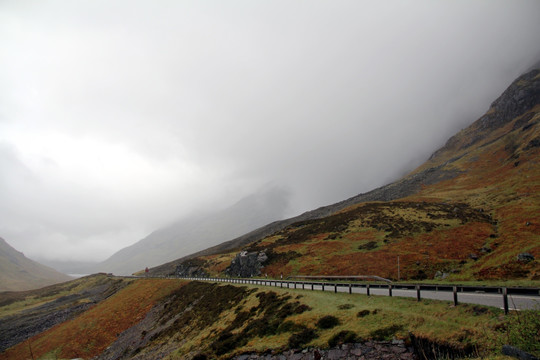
[502,344,538,360]
[434,271,449,279]
[517,253,535,263]
[225,250,268,277]
[175,263,208,277]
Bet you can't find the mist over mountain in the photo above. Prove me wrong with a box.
[92,186,290,275]
[148,67,540,281]
[2,1,540,264]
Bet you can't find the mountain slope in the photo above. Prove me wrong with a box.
[95,186,290,275]
[0,237,72,291]
[0,275,516,359]
[150,68,540,281]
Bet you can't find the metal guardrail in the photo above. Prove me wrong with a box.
[175,276,540,314]
[288,275,392,283]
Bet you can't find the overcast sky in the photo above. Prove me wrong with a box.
[1,1,540,263]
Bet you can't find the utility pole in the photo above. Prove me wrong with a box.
[397,255,400,281]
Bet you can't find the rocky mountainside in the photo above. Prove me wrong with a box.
[0,237,71,291]
[150,68,540,281]
[94,186,290,275]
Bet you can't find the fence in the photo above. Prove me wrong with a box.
[177,276,540,314]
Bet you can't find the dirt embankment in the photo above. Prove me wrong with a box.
[0,275,129,352]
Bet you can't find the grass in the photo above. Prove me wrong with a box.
[0,278,186,360]
[201,282,509,358]
[495,307,540,357]
[1,278,529,359]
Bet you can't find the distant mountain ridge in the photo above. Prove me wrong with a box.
[93,186,290,275]
[0,237,71,291]
[149,67,540,280]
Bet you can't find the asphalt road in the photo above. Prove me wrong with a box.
[181,277,540,311]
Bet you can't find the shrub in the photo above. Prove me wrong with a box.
[211,332,246,355]
[369,324,403,341]
[358,241,378,250]
[288,328,318,348]
[501,309,540,357]
[295,304,312,314]
[328,330,358,348]
[338,304,355,310]
[316,315,340,329]
[357,309,370,317]
[277,320,304,334]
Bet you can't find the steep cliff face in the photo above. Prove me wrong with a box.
[428,69,540,163]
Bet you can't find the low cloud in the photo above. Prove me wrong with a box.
[1,0,539,262]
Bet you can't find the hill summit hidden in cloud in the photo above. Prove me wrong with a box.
[148,67,540,282]
[93,186,291,275]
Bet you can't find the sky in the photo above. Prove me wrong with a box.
[1,1,540,263]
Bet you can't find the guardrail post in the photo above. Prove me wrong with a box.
[334,284,338,293]
[322,283,325,292]
[349,283,352,294]
[453,286,458,306]
[302,282,305,290]
[294,282,297,289]
[388,284,393,297]
[416,285,421,301]
[367,284,370,296]
[311,283,314,291]
[503,287,509,315]
[280,281,283,288]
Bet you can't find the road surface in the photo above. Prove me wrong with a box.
[180,277,540,311]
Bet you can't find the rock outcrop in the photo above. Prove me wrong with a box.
[175,262,209,277]
[229,341,415,360]
[225,251,268,277]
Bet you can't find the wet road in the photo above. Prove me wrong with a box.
[181,277,540,311]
